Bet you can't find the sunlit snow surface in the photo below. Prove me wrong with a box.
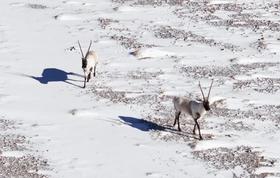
[0,0,280,177]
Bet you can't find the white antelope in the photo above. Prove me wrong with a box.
[173,80,214,140]
[78,40,98,88]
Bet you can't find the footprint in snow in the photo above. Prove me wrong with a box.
[54,14,81,21]
[145,172,167,177]
[63,1,82,5]
[69,108,99,117]
[63,1,94,6]
[134,143,148,147]
[129,48,174,60]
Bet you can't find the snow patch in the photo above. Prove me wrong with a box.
[1,151,26,158]
[54,14,81,21]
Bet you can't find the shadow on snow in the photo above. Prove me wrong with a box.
[119,116,199,139]
[119,116,165,132]
[24,68,83,88]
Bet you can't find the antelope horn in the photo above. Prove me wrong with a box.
[78,41,84,59]
[86,40,92,55]
[198,81,206,101]
[207,79,214,99]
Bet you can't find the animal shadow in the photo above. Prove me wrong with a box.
[119,116,165,132]
[25,68,83,88]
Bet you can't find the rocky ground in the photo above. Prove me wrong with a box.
[0,117,49,178]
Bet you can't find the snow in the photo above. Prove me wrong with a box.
[1,151,26,158]
[0,0,280,177]
[55,14,82,21]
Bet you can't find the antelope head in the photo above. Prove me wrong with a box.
[78,40,92,70]
[199,79,214,111]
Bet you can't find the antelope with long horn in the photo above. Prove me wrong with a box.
[78,40,98,88]
[172,80,214,140]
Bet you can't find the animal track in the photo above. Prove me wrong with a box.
[54,14,81,21]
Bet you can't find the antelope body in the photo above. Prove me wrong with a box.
[173,80,213,140]
[78,40,98,88]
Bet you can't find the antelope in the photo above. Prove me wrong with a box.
[78,40,98,88]
[173,80,214,140]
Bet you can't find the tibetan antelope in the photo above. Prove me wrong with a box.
[173,80,214,140]
[78,40,98,88]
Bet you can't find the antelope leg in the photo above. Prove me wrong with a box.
[176,111,181,131]
[193,123,197,134]
[87,72,91,82]
[173,112,178,126]
[194,119,202,140]
[93,65,96,77]
[83,76,86,88]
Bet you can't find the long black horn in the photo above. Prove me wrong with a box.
[207,79,214,99]
[199,81,206,101]
[86,40,92,55]
[78,41,84,59]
